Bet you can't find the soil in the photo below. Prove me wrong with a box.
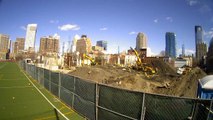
[68,60,206,98]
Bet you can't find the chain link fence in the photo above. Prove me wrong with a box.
[19,61,213,120]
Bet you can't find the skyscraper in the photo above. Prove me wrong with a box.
[165,32,176,58]
[136,32,147,50]
[182,44,185,57]
[206,37,213,74]
[25,24,37,51]
[195,26,207,62]
[195,26,203,45]
[14,37,25,54]
[0,34,10,59]
[39,35,60,54]
[76,35,92,54]
[96,40,107,50]
[71,34,80,53]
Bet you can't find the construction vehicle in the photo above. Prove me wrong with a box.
[83,54,96,66]
[130,47,157,78]
[177,65,191,75]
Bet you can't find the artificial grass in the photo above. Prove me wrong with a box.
[0,62,84,120]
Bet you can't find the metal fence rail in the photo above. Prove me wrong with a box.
[19,61,213,120]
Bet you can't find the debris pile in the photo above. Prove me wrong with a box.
[68,61,206,98]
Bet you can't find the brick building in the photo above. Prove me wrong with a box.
[39,35,59,54]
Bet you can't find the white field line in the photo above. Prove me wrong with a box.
[21,71,69,120]
[0,86,33,89]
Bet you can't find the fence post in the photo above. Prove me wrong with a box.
[38,68,40,84]
[43,68,45,86]
[189,99,196,119]
[33,65,35,79]
[58,72,61,99]
[54,108,59,120]
[25,64,27,73]
[35,65,37,80]
[49,70,51,91]
[95,83,99,120]
[72,77,76,108]
[27,64,28,73]
[207,100,213,120]
[140,93,146,120]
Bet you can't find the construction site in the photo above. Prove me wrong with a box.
[31,43,207,99]
[67,59,206,98]
[20,44,212,119]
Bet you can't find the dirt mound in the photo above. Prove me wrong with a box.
[68,66,110,83]
[68,65,133,83]
[153,67,206,98]
[151,60,176,75]
[67,63,207,98]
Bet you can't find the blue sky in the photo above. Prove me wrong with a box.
[0,0,213,55]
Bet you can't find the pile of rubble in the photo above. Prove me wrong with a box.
[68,60,206,98]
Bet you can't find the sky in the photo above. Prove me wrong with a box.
[0,0,213,55]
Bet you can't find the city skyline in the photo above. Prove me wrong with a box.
[0,0,213,55]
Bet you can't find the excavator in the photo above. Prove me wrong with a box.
[83,54,96,66]
[130,47,157,79]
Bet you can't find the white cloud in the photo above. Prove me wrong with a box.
[128,31,137,35]
[20,26,26,31]
[53,33,60,39]
[53,33,58,36]
[185,49,195,55]
[100,27,108,31]
[204,29,213,38]
[199,4,211,13]
[186,0,211,14]
[154,19,158,23]
[58,24,80,31]
[106,43,119,54]
[166,17,173,22]
[50,20,59,24]
[177,48,195,56]
[186,0,198,6]
[147,47,156,57]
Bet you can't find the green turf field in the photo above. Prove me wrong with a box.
[0,62,84,120]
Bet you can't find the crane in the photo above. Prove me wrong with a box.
[130,47,157,78]
[83,54,96,66]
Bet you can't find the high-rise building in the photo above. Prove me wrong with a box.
[136,32,147,50]
[14,37,25,54]
[39,35,60,54]
[13,42,18,54]
[206,37,213,74]
[25,24,37,51]
[196,42,207,62]
[96,40,107,51]
[182,44,185,57]
[0,34,10,59]
[76,35,92,54]
[195,26,203,45]
[71,34,80,53]
[165,32,177,58]
[195,26,207,62]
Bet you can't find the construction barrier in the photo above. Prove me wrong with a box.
[20,61,213,120]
